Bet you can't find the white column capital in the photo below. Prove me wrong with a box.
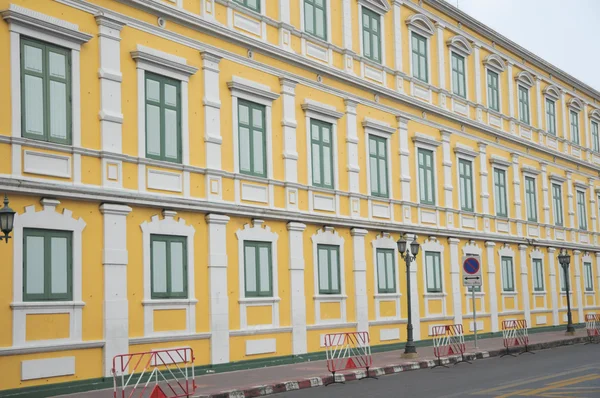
[99,203,132,216]
[205,214,230,225]
[351,228,368,237]
[287,222,306,231]
[448,237,460,245]
[95,13,126,31]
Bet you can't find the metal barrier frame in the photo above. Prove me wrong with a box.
[324,332,377,385]
[585,314,600,344]
[501,320,534,357]
[431,324,471,368]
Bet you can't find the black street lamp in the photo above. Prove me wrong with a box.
[397,234,420,358]
[558,249,575,335]
[0,194,15,243]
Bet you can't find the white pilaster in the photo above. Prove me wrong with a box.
[518,244,531,326]
[485,242,499,332]
[100,203,132,377]
[201,51,222,170]
[590,179,597,234]
[574,250,584,323]
[96,15,125,154]
[548,247,559,326]
[479,143,490,232]
[278,0,292,51]
[449,238,462,326]
[351,228,369,333]
[567,172,575,236]
[206,214,230,365]
[441,129,453,210]
[436,23,446,107]
[473,44,482,105]
[584,103,591,152]
[541,162,550,238]
[512,154,523,236]
[398,116,412,223]
[342,0,352,50]
[346,99,361,218]
[536,77,542,129]
[281,78,298,184]
[288,222,307,355]
[561,91,569,142]
[507,62,515,118]
[278,0,290,24]
[596,253,600,312]
[392,1,403,72]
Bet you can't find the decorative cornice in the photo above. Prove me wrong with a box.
[301,99,344,120]
[131,45,198,77]
[362,118,396,135]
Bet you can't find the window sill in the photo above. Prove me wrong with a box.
[463,292,485,296]
[423,292,446,298]
[374,293,401,299]
[532,291,547,295]
[584,291,596,294]
[11,301,85,310]
[142,298,198,306]
[501,292,518,296]
[238,297,281,304]
[313,294,347,301]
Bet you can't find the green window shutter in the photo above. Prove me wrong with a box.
[318,244,341,294]
[233,0,260,12]
[525,176,537,222]
[376,249,396,294]
[458,158,474,212]
[584,262,594,292]
[546,99,556,135]
[501,256,514,292]
[451,53,466,98]
[238,99,267,177]
[21,38,72,145]
[368,135,388,197]
[592,122,600,152]
[518,86,530,124]
[243,241,273,297]
[425,252,442,293]
[23,228,73,301]
[310,119,334,188]
[411,32,428,83]
[145,72,182,163]
[151,235,187,299]
[304,0,327,40]
[577,191,587,230]
[570,111,580,145]
[487,70,499,112]
[552,183,564,226]
[418,148,435,205]
[532,259,544,292]
[494,168,508,217]
[362,8,381,63]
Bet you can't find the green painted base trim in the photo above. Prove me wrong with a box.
[0,323,586,398]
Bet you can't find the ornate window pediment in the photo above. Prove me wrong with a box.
[405,13,435,37]
[590,108,600,121]
[568,97,584,111]
[543,85,561,101]
[447,35,473,57]
[483,54,506,73]
[358,0,390,14]
[515,71,535,88]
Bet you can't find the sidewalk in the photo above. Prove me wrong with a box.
[53,327,588,398]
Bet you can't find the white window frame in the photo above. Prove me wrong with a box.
[515,71,534,126]
[489,155,512,219]
[420,238,446,319]
[522,167,541,223]
[454,144,478,213]
[301,99,343,190]
[299,0,332,43]
[228,76,279,179]
[412,133,441,206]
[582,253,595,295]
[11,198,86,347]
[4,5,92,176]
[543,85,561,136]
[235,219,280,331]
[568,98,584,146]
[549,173,566,227]
[357,0,389,65]
[140,210,196,337]
[447,36,472,101]
[371,233,401,321]
[363,118,395,198]
[575,184,588,231]
[406,14,434,87]
[311,227,346,325]
[498,245,517,309]
[131,45,197,166]
[483,54,505,114]
[530,249,546,310]
[590,109,600,152]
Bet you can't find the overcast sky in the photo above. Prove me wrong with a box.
[443,0,600,93]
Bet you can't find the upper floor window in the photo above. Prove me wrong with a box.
[310,119,334,189]
[546,99,556,136]
[369,135,388,198]
[411,32,428,83]
[487,70,499,112]
[21,38,71,145]
[592,121,600,153]
[525,176,537,222]
[570,110,580,145]
[552,183,564,227]
[238,99,267,178]
[318,244,340,294]
[532,258,544,292]
[304,0,327,40]
[451,52,466,98]
[151,234,187,299]
[518,85,530,125]
[145,73,181,163]
[362,8,381,63]
[501,256,515,292]
[493,168,508,217]
[425,251,442,293]
[23,228,72,301]
[243,241,272,297]
[584,262,594,292]
[458,158,474,212]
[233,0,260,12]
[376,249,396,294]
[418,148,435,205]
[576,190,587,230]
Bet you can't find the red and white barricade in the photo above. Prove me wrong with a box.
[431,324,469,367]
[501,320,533,356]
[324,332,374,384]
[585,314,600,344]
[112,348,196,398]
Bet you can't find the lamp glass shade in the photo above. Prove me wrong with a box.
[558,253,570,268]
[410,240,420,256]
[0,196,15,235]
[397,238,407,254]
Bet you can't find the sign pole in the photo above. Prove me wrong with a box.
[472,287,478,349]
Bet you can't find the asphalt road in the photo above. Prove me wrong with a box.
[276,344,600,397]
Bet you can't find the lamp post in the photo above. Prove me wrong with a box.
[557,249,575,335]
[0,194,15,243]
[397,234,420,358]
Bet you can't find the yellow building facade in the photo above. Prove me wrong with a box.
[1,0,600,395]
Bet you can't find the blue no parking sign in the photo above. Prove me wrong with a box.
[462,255,482,287]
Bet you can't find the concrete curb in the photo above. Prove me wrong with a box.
[194,336,588,398]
